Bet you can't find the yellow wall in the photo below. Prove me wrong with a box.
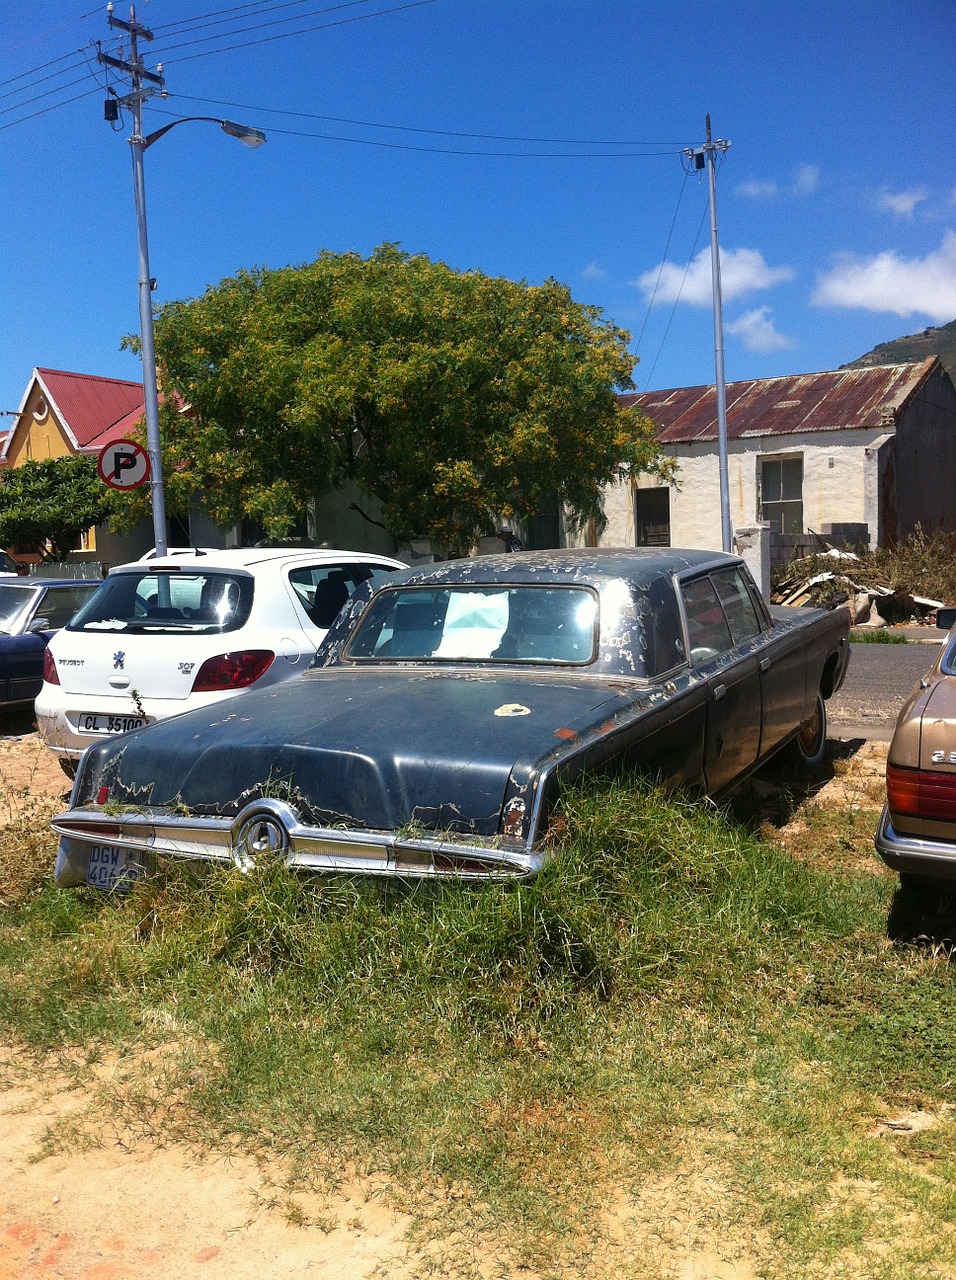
[6,386,73,465]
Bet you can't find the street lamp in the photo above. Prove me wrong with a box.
[130,114,266,557]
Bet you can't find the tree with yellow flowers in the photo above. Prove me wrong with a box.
[117,244,668,555]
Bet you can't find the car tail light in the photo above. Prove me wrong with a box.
[191,650,274,692]
[42,647,59,685]
[887,764,956,822]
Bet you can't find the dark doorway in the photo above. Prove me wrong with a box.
[635,488,670,546]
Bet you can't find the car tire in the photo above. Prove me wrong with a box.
[58,757,78,781]
[786,691,827,768]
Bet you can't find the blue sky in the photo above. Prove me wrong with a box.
[1,0,954,420]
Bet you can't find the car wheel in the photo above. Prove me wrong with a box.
[786,691,827,768]
[58,757,78,781]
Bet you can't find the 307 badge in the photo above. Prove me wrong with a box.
[178,662,195,676]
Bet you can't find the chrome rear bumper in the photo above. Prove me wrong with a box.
[874,806,956,883]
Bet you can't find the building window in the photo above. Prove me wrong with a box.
[759,456,803,534]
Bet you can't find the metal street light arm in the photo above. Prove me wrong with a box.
[142,116,267,150]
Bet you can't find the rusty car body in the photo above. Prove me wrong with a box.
[52,548,850,890]
[876,625,956,882]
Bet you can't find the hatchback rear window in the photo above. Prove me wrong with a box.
[67,569,254,634]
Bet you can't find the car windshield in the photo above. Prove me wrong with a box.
[0,584,35,631]
[0,551,19,574]
[346,585,598,664]
[67,569,254,634]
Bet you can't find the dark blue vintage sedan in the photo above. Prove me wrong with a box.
[52,549,849,890]
[0,578,100,708]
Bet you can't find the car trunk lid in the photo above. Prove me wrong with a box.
[79,667,638,836]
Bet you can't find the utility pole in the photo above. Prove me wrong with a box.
[98,4,169,556]
[684,116,732,553]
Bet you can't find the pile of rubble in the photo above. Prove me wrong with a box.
[771,549,947,626]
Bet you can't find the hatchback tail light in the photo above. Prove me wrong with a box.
[191,650,275,693]
[887,763,956,823]
[42,647,59,685]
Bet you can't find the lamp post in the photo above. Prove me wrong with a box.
[99,7,265,556]
[129,115,265,557]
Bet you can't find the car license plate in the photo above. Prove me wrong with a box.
[80,713,146,735]
[86,843,147,890]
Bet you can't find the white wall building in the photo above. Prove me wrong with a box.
[596,358,956,556]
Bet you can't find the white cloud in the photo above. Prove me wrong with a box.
[792,164,820,196]
[725,307,795,353]
[736,178,779,199]
[876,187,929,219]
[812,230,956,322]
[735,165,820,200]
[581,261,607,280]
[636,247,795,308]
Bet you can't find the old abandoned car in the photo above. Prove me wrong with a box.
[876,624,956,883]
[36,547,405,773]
[0,578,100,708]
[53,548,850,890]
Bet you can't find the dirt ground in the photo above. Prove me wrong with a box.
[0,729,890,1279]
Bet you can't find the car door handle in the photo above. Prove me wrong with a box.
[713,684,726,701]
[759,657,771,672]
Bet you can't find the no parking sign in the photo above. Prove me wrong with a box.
[97,439,150,490]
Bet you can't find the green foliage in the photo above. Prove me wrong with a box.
[850,628,907,643]
[0,456,109,561]
[123,244,669,552]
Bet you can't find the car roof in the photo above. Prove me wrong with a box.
[111,548,406,574]
[377,547,741,590]
[2,577,101,590]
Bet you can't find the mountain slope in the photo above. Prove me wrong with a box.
[841,319,956,382]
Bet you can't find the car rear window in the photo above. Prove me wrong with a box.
[67,569,254,635]
[346,585,598,664]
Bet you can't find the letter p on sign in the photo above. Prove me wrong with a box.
[98,439,150,490]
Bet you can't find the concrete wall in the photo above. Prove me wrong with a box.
[618,425,892,552]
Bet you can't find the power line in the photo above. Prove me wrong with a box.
[0,8,100,60]
[0,46,88,92]
[642,200,709,391]
[144,104,680,157]
[154,0,439,65]
[0,69,98,117]
[0,84,102,133]
[150,0,326,35]
[169,95,685,150]
[633,166,690,357]
[151,0,372,40]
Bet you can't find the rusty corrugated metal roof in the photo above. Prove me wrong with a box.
[620,358,938,443]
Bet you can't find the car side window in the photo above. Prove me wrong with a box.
[35,585,97,631]
[711,568,762,645]
[680,576,733,664]
[289,563,398,629]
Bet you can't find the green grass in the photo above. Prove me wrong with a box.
[2,776,956,1278]
[850,628,908,643]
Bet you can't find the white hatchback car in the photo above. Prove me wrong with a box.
[36,547,405,772]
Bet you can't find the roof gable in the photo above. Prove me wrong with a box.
[621,358,939,444]
[34,368,145,451]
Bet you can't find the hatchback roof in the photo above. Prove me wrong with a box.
[114,548,403,574]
